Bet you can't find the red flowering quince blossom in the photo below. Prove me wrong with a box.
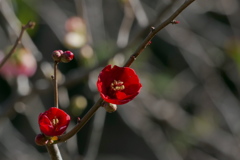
[97,65,142,105]
[38,107,70,136]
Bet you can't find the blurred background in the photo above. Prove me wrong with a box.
[0,0,240,159]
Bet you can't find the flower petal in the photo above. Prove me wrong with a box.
[38,107,70,136]
[97,65,142,105]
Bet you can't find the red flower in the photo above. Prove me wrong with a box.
[38,107,70,136]
[97,65,142,105]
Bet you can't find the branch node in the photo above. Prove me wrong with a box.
[171,20,180,24]
[77,117,81,123]
[23,21,36,30]
[151,27,155,32]
[131,55,136,61]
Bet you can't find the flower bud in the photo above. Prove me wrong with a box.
[35,134,48,146]
[61,51,74,63]
[103,102,117,113]
[52,50,63,62]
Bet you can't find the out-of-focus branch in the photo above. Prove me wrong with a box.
[0,21,35,69]
[23,0,68,44]
[116,1,135,48]
[128,0,149,27]
[0,0,41,60]
[60,0,187,88]
[55,0,195,144]
[57,98,104,143]
[124,0,195,67]
[83,109,106,160]
[35,0,178,90]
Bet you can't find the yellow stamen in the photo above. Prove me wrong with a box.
[51,136,59,141]
[118,81,123,85]
[120,85,125,90]
[110,80,125,91]
[114,80,118,85]
[52,119,56,125]
[52,117,59,126]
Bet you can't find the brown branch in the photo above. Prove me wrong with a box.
[46,144,63,160]
[55,0,195,144]
[53,61,59,108]
[124,0,195,67]
[57,98,104,142]
[0,21,35,69]
[37,1,178,91]
[46,61,62,159]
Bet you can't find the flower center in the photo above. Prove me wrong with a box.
[111,80,125,91]
[52,117,59,126]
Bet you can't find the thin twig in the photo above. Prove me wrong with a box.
[124,0,195,67]
[0,21,35,69]
[45,62,61,159]
[55,0,195,144]
[0,0,181,121]
[61,0,179,89]
[82,108,106,160]
[53,61,59,108]
[57,98,104,142]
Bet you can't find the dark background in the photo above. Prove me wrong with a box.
[0,0,240,160]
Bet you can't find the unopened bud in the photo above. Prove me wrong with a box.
[103,102,117,113]
[35,134,48,146]
[52,50,63,62]
[61,51,74,63]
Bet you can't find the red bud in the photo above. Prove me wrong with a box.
[35,134,48,146]
[61,51,74,63]
[52,50,64,62]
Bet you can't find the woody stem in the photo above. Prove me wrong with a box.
[56,0,195,144]
[45,61,62,160]
[53,61,59,108]
[124,0,195,67]
[46,144,62,160]
[0,21,35,69]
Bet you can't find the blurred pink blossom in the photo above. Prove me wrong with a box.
[0,48,37,77]
[64,16,87,49]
